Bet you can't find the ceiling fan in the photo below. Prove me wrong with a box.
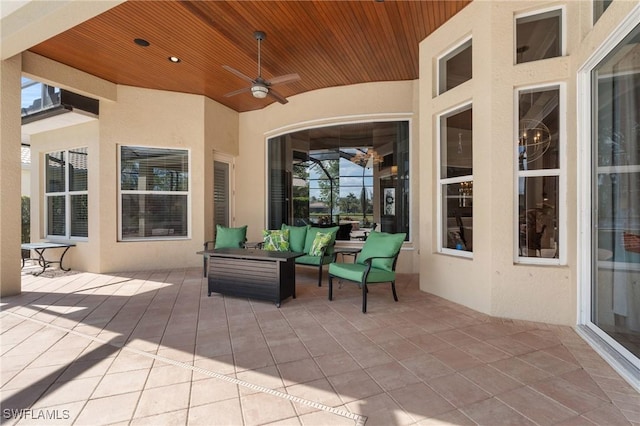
[223,31,300,104]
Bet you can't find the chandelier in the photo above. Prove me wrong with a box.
[351,148,383,168]
[518,119,551,164]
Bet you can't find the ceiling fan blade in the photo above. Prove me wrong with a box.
[224,86,251,98]
[268,88,288,104]
[268,73,301,86]
[222,65,255,84]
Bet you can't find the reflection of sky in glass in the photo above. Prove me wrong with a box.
[21,77,41,108]
[307,155,374,199]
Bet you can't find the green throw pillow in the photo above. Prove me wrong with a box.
[357,231,406,271]
[281,224,309,253]
[214,225,247,249]
[310,232,333,256]
[262,229,290,251]
[304,226,339,255]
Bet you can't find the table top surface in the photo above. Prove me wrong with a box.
[198,247,304,261]
[22,242,76,249]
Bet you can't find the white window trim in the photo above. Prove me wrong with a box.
[436,34,472,96]
[576,3,640,386]
[437,101,473,258]
[117,145,192,242]
[44,147,89,242]
[513,83,566,265]
[514,5,567,64]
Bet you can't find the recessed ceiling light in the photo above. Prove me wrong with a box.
[168,56,181,63]
[134,38,150,47]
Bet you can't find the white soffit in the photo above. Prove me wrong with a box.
[21,111,97,136]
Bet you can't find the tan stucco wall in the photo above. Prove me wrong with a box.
[0,54,23,296]
[234,80,419,273]
[203,98,239,243]
[96,85,208,272]
[419,0,639,325]
[29,121,100,271]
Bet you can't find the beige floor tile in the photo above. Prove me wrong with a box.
[427,373,490,407]
[460,396,536,425]
[285,378,343,415]
[129,409,188,425]
[459,364,523,396]
[236,365,285,396]
[91,368,149,398]
[74,392,140,425]
[490,356,554,384]
[497,386,578,424]
[530,377,610,414]
[326,369,383,404]
[400,353,455,381]
[107,351,155,374]
[240,391,298,426]
[187,399,243,425]
[296,409,355,425]
[189,377,239,407]
[32,376,102,408]
[269,341,312,365]
[345,392,414,426]
[388,382,455,422]
[365,361,421,392]
[134,382,191,418]
[314,350,361,377]
[277,358,325,387]
[416,409,475,425]
[3,269,637,426]
[145,364,193,389]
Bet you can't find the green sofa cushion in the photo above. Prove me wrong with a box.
[357,231,406,271]
[328,262,397,283]
[214,225,247,249]
[262,229,290,251]
[296,254,333,266]
[281,224,309,253]
[304,226,339,255]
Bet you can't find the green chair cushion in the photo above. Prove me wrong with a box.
[262,229,290,251]
[296,254,332,266]
[357,231,406,271]
[310,232,333,256]
[304,226,339,255]
[328,262,397,283]
[214,225,247,249]
[281,224,309,253]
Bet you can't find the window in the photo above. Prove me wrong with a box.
[438,38,472,94]
[516,8,563,64]
[517,85,562,261]
[590,22,640,360]
[593,0,613,24]
[119,146,189,240]
[45,148,88,239]
[438,104,473,254]
[267,121,410,240]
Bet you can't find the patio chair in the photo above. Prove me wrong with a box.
[328,231,405,313]
[203,224,247,277]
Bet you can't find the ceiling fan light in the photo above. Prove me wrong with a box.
[251,85,268,98]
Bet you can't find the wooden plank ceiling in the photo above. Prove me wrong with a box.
[29,0,471,112]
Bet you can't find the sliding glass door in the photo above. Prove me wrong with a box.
[590,22,640,366]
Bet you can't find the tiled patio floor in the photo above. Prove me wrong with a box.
[1,266,639,425]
